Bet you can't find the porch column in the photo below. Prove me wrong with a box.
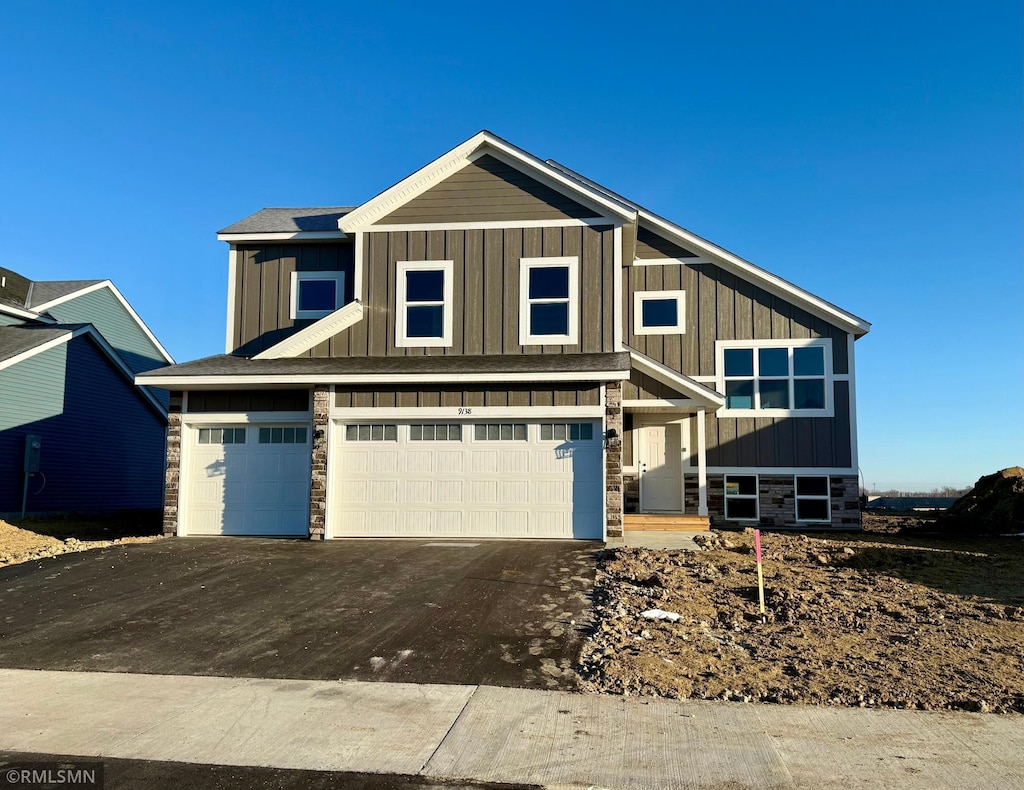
[162,391,183,537]
[309,385,330,541]
[697,408,708,517]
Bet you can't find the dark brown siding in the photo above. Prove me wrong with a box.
[311,224,616,358]
[232,243,354,356]
[625,259,851,376]
[186,390,311,413]
[622,371,682,400]
[634,226,700,260]
[376,155,600,224]
[334,384,602,408]
[705,381,853,468]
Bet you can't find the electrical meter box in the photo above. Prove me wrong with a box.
[24,434,42,474]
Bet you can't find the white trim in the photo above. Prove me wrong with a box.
[696,409,708,516]
[329,406,604,420]
[395,260,454,348]
[137,369,631,388]
[519,256,580,346]
[353,232,365,303]
[847,334,859,472]
[216,231,347,242]
[225,248,238,354]
[600,382,607,541]
[0,302,53,322]
[177,422,191,536]
[613,225,623,351]
[337,131,635,232]
[627,348,725,409]
[357,217,618,233]
[181,411,312,424]
[633,256,713,266]
[255,300,364,360]
[708,466,857,475]
[622,398,697,410]
[290,271,347,321]
[794,474,832,524]
[0,330,75,371]
[716,338,833,418]
[724,473,760,521]
[633,289,686,336]
[32,280,175,364]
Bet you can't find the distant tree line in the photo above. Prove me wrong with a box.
[862,486,970,498]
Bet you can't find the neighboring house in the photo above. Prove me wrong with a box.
[0,267,171,516]
[139,131,870,540]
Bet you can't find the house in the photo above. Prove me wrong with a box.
[138,131,870,540]
[0,268,171,516]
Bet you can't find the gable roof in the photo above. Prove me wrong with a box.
[546,160,870,337]
[338,131,637,231]
[0,323,167,418]
[28,280,104,308]
[217,207,355,241]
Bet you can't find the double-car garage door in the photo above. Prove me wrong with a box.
[185,419,603,539]
[332,419,603,539]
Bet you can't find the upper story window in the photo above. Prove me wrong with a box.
[396,261,454,347]
[291,271,345,320]
[634,290,685,335]
[718,339,832,417]
[519,257,579,346]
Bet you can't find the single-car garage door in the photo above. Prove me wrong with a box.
[332,420,603,539]
[186,423,311,536]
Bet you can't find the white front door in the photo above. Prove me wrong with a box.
[639,422,683,512]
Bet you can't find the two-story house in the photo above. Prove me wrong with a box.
[139,131,870,540]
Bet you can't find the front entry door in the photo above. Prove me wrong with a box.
[639,422,683,512]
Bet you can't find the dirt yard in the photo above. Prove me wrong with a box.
[579,513,1024,714]
[0,516,162,567]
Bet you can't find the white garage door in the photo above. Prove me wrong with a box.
[186,424,311,536]
[332,420,603,539]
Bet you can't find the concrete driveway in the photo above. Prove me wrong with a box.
[0,538,599,689]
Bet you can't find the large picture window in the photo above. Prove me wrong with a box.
[519,257,579,345]
[719,340,831,416]
[396,261,454,347]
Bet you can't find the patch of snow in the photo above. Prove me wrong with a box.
[641,609,681,622]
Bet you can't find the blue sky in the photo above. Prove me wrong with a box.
[0,1,1019,490]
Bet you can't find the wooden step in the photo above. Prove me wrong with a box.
[624,514,711,531]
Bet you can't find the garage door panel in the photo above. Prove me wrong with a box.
[333,419,603,539]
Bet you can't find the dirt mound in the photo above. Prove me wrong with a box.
[941,467,1024,536]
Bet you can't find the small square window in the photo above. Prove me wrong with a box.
[724,348,753,377]
[291,272,345,320]
[634,290,685,335]
[758,348,789,377]
[759,379,790,409]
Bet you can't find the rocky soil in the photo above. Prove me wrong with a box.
[579,514,1024,713]
[0,518,162,567]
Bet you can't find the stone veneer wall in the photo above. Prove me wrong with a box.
[309,385,330,540]
[605,381,623,538]
[162,391,183,537]
[708,474,861,529]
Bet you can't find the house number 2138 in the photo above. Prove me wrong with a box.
[458,408,473,415]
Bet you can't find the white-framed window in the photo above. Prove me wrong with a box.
[344,424,398,442]
[795,475,831,522]
[291,271,346,320]
[519,256,579,345]
[396,260,454,347]
[718,339,832,417]
[410,423,462,441]
[724,474,759,520]
[539,422,594,441]
[474,423,528,441]
[634,290,686,335]
[198,427,246,444]
[258,426,308,444]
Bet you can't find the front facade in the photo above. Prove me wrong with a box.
[140,132,870,540]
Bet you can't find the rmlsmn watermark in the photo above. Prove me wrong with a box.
[2,761,103,788]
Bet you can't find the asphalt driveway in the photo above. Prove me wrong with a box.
[0,539,599,689]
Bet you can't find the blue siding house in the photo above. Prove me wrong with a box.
[0,267,171,516]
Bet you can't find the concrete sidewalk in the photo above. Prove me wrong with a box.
[0,669,1020,790]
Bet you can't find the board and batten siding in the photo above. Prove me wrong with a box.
[625,259,850,378]
[374,155,601,225]
[0,335,166,513]
[231,243,355,357]
[334,383,602,409]
[634,226,701,260]
[305,224,616,358]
